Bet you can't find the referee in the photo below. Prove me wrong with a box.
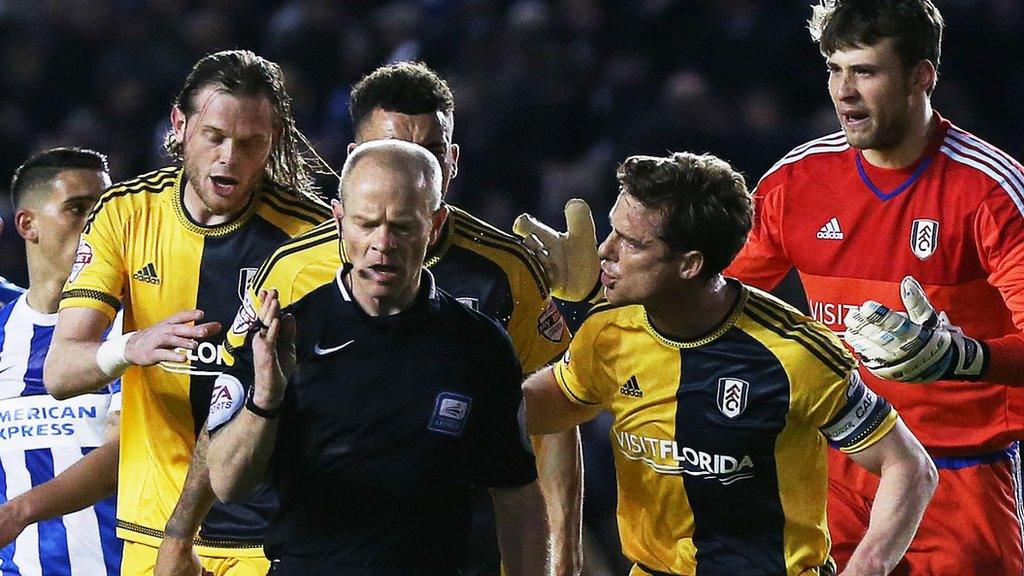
[206,140,548,575]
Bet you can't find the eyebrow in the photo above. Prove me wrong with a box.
[200,125,269,141]
[612,225,646,245]
[63,194,99,205]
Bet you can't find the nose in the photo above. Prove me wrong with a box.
[597,232,615,261]
[833,72,858,101]
[372,226,398,253]
[218,139,236,167]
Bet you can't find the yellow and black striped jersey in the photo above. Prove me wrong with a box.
[553,282,898,576]
[224,204,568,374]
[60,167,330,555]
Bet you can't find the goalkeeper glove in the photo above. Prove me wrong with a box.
[513,199,601,302]
[842,276,988,382]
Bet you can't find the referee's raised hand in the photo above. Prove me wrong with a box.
[251,289,296,412]
[123,309,222,366]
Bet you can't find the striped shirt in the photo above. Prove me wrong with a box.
[0,279,24,308]
[0,294,121,576]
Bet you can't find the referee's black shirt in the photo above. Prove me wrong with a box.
[212,267,537,575]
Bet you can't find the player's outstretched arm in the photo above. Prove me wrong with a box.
[514,199,601,303]
[841,419,937,576]
[46,307,221,399]
[490,482,550,576]
[207,290,294,502]
[531,429,583,576]
[154,430,217,576]
[0,436,119,548]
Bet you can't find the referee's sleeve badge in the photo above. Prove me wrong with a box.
[428,392,473,436]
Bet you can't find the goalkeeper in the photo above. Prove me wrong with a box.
[515,3,1024,573]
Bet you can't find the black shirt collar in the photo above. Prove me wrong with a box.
[333,263,441,325]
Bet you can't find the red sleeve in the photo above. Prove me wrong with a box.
[975,188,1024,385]
[725,169,793,290]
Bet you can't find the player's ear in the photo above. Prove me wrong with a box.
[677,250,704,281]
[331,198,345,223]
[428,204,449,246]
[14,209,38,243]
[911,59,936,95]
[346,142,357,155]
[449,143,460,181]
[170,107,187,146]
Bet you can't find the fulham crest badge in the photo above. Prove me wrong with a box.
[910,219,938,260]
[716,378,749,419]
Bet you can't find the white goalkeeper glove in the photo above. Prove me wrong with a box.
[843,276,988,383]
[513,198,601,302]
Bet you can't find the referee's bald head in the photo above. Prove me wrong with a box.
[338,140,443,211]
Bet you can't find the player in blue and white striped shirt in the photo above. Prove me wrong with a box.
[0,148,121,576]
[0,278,24,308]
[0,217,26,307]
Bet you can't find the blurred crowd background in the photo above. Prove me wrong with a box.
[1,0,1021,572]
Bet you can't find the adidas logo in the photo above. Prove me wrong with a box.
[816,217,844,240]
[619,375,643,398]
[132,263,161,285]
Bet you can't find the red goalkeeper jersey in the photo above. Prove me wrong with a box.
[726,114,1024,456]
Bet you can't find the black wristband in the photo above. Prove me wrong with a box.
[245,387,280,419]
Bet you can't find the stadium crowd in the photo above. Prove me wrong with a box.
[3,0,1023,283]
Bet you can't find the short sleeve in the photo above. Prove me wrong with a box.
[223,283,263,365]
[818,370,898,454]
[506,281,570,374]
[469,325,538,488]
[724,171,794,291]
[59,203,128,320]
[551,310,616,408]
[207,340,255,434]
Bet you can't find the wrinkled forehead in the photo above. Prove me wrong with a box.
[825,37,901,65]
[343,157,437,212]
[359,108,452,144]
[611,193,665,237]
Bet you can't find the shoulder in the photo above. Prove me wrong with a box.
[0,277,26,306]
[444,205,550,299]
[437,289,508,336]
[740,286,855,379]
[937,125,1024,215]
[758,132,850,187]
[251,220,340,306]
[255,182,333,236]
[576,300,639,339]
[85,167,179,230]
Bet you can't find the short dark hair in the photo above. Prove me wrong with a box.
[349,61,455,136]
[809,0,944,93]
[616,152,752,278]
[10,147,109,209]
[164,50,325,198]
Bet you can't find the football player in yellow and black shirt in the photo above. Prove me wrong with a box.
[220,61,581,576]
[43,51,331,576]
[522,152,937,576]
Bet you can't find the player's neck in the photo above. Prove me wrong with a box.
[862,106,936,169]
[23,254,64,314]
[646,275,738,342]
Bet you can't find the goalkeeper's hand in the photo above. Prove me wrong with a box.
[513,199,601,302]
[843,276,988,383]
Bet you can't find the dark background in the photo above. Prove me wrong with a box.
[1,1,1021,572]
